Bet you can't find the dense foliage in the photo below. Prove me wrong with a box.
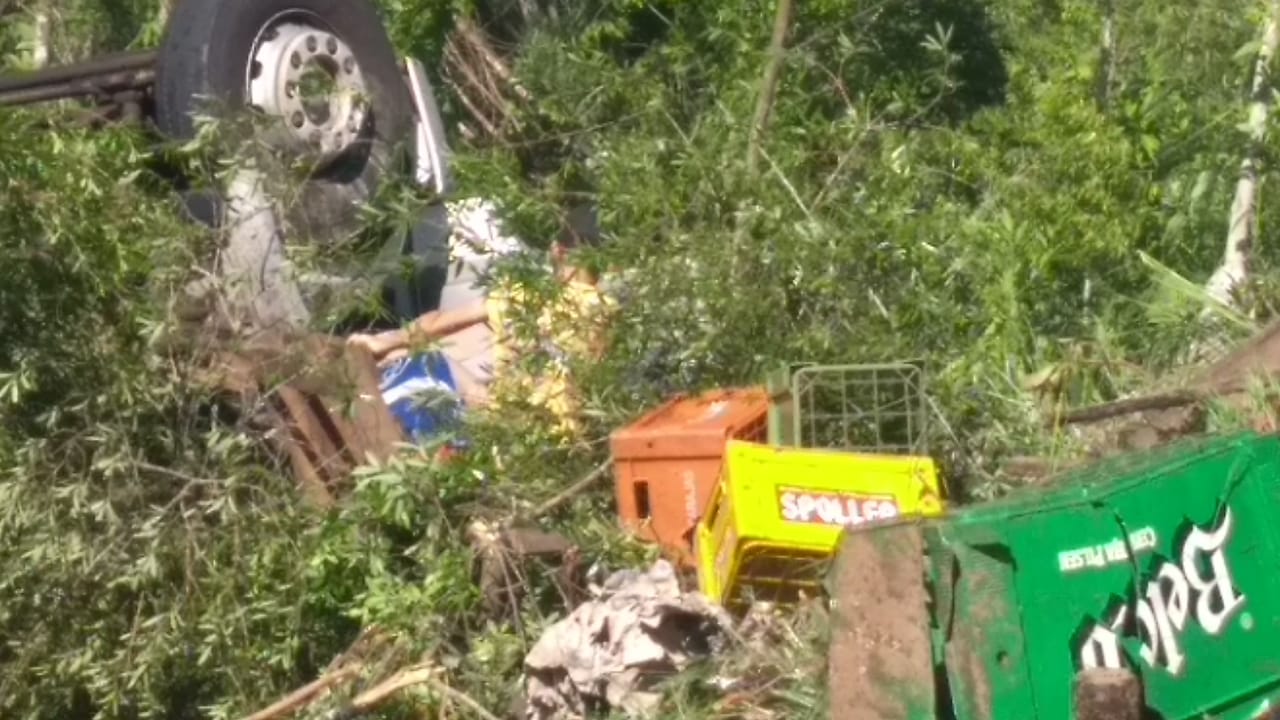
[2,0,1279,717]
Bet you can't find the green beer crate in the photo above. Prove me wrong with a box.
[831,430,1280,720]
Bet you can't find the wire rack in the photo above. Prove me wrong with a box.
[781,362,929,455]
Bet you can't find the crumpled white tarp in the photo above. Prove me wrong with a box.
[522,559,734,720]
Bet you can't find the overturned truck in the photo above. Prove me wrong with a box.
[1,0,474,501]
[0,0,455,332]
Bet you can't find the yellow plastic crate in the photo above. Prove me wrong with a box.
[694,439,945,607]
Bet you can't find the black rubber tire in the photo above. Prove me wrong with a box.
[178,189,223,229]
[154,0,415,239]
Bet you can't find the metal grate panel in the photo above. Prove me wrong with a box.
[790,363,929,455]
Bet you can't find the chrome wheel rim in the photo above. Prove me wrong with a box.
[246,16,369,163]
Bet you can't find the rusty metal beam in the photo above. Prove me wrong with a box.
[0,50,156,107]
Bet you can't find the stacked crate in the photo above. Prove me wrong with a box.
[609,388,769,565]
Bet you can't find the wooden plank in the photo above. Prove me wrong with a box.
[311,393,366,468]
[1073,669,1142,720]
[194,331,405,504]
[281,344,401,484]
[1195,316,1280,393]
[311,372,372,468]
[275,384,351,486]
[828,522,935,720]
[339,343,404,462]
[264,406,336,508]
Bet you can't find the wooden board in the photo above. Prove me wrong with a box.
[197,331,406,505]
[827,522,935,720]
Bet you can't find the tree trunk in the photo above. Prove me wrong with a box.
[1207,0,1280,307]
[1095,0,1117,108]
[157,0,178,30]
[734,0,797,280]
[32,8,52,69]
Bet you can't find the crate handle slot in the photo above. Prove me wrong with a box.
[633,480,652,519]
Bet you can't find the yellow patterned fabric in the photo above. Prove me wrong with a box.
[484,278,615,436]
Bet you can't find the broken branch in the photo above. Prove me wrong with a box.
[1050,362,1274,428]
[1000,455,1084,480]
[1050,390,1203,426]
[421,676,504,720]
[236,628,394,720]
[237,665,361,720]
[519,458,613,522]
[324,664,501,720]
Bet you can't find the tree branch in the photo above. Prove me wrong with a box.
[418,675,503,720]
[238,666,361,720]
[517,458,612,522]
[1047,390,1203,426]
[746,0,797,176]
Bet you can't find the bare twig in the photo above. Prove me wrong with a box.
[234,628,404,720]
[442,16,535,142]
[133,461,224,487]
[468,520,528,638]
[445,38,495,106]
[132,461,225,516]
[443,45,501,138]
[345,664,435,711]
[322,664,501,720]
[1094,0,1118,108]
[451,83,501,137]
[455,16,530,101]
[761,147,813,219]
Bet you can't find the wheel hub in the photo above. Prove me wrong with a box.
[247,19,368,162]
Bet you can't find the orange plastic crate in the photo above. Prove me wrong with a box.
[610,387,769,565]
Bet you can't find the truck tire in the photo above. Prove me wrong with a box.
[154,0,415,240]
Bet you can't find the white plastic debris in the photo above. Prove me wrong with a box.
[446,198,526,264]
[522,560,733,720]
[439,197,526,318]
